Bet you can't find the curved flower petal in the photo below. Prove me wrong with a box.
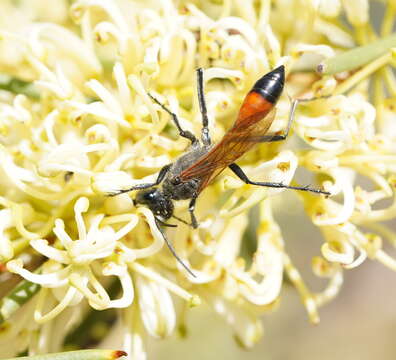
[135,274,175,338]
[7,259,69,287]
[102,262,134,308]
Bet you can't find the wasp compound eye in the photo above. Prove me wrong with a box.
[135,188,174,220]
[135,188,160,205]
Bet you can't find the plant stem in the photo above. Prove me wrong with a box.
[334,52,391,95]
[318,33,396,75]
[2,350,127,360]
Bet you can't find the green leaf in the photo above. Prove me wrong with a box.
[318,32,396,75]
[0,278,40,324]
[3,349,127,360]
[0,75,40,99]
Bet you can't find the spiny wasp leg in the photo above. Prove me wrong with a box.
[108,164,171,196]
[154,217,196,277]
[148,93,198,145]
[229,163,330,196]
[196,68,211,146]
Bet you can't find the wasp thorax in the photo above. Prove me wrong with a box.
[135,188,174,219]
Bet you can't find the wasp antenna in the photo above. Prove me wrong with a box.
[154,218,196,278]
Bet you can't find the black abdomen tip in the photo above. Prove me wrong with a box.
[252,65,285,104]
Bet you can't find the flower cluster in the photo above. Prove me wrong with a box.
[0,0,395,359]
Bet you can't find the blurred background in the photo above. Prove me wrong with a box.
[150,192,396,360]
[1,1,395,359]
[149,3,396,359]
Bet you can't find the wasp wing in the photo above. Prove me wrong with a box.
[179,107,276,193]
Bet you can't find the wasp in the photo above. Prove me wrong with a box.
[110,66,330,275]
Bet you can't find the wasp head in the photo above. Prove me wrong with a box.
[135,188,174,219]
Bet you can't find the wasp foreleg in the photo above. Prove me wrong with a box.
[155,217,178,227]
[108,164,171,196]
[172,214,191,226]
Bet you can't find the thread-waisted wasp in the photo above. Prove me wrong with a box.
[110,66,330,276]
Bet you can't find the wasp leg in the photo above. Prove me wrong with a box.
[108,164,171,196]
[172,214,191,226]
[229,163,330,196]
[154,217,196,277]
[258,99,298,142]
[188,198,199,228]
[155,217,178,227]
[259,96,331,142]
[148,93,198,145]
[196,68,211,146]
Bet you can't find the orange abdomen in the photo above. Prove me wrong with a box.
[234,90,274,130]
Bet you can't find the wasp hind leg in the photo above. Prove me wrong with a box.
[259,96,331,143]
[108,164,171,196]
[229,163,330,196]
[196,68,211,146]
[148,93,198,145]
[258,99,297,142]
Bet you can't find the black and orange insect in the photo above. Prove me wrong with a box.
[110,66,330,275]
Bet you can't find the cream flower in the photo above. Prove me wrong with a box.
[0,0,395,359]
[7,197,136,322]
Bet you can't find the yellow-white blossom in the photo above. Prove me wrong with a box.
[0,0,395,359]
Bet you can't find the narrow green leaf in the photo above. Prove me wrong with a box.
[0,278,40,324]
[3,350,127,360]
[318,32,396,75]
[0,75,40,99]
